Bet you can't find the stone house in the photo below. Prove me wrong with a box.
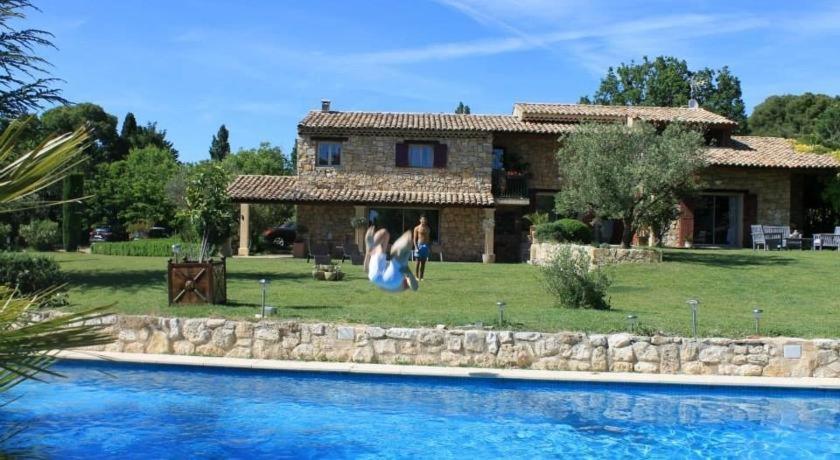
[228,100,840,262]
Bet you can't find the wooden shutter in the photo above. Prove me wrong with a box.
[742,193,758,248]
[433,143,448,168]
[678,199,694,247]
[395,143,408,167]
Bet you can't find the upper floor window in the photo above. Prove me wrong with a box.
[396,141,447,168]
[317,141,342,166]
[408,143,434,168]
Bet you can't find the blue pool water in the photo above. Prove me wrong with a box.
[0,361,838,459]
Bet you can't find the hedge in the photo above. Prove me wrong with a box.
[90,238,199,257]
[0,252,65,293]
[534,219,593,244]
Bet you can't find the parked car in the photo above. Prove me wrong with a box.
[262,223,297,249]
[89,226,115,242]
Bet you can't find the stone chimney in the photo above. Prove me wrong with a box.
[321,99,331,112]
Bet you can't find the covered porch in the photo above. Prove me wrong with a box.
[227,175,498,262]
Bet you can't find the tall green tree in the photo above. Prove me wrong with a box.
[455,102,471,114]
[89,146,179,229]
[124,121,178,161]
[580,56,748,132]
[749,93,840,147]
[0,0,68,119]
[209,124,230,161]
[40,103,120,164]
[61,173,83,251]
[813,103,840,149]
[556,122,706,247]
[120,112,138,139]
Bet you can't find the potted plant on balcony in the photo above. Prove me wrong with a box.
[167,163,235,305]
[292,224,308,258]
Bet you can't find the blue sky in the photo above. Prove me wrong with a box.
[29,0,840,163]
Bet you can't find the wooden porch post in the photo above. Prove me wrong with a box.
[238,203,250,256]
[354,205,366,250]
[483,208,495,263]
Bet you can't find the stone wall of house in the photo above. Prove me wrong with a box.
[297,134,493,194]
[81,315,840,378]
[440,207,485,262]
[492,133,562,190]
[662,167,793,247]
[297,204,356,243]
[529,242,662,266]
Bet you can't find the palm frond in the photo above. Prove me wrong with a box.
[0,287,112,392]
[0,118,90,207]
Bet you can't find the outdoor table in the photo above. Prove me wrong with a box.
[783,237,812,250]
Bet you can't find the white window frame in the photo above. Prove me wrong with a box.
[317,141,342,167]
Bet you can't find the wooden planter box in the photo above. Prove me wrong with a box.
[167,258,227,305]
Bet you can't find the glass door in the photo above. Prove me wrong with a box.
[693,194,741,246]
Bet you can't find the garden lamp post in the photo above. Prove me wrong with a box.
[171,244,181,263]
[497,301,506,326]
[259,278,270,318]
[626,314,638,333]
[752,309,763,335]
[686,299,699,338]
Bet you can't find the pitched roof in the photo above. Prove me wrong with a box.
[514,102,737,126]
[706,136,840,169]
[227,175,494,207]
[299,111,577,135]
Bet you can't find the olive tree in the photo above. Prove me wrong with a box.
[556,122,706,247]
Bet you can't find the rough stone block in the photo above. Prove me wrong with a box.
[418,331,444,346]
[205,318,226,328]
[634,362,659,374]
[699,346,729,364]
[514,331,540,341]
[386,328,415,340]
[337,326,355,341]
[374,339,397,355]
[183,319,211,345]
[612,362,634,373]
[235,322,253,339]
[608,333,633,349]
[499,331,514,344]
[145,331,171,354]
[485,332,499,354]
[255,326,280,342]
[446,336,462,352]
[632,342,659,362]
[464,331,486,353]
[659,344,680,374]
[366,327,386,339]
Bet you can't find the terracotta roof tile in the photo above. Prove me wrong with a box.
[513,102,737,126]
[299,111,576,135]
[227,175,494,206]
[707,136,840,169]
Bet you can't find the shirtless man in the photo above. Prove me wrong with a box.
[364,226,419,293]
[413,216,431,281]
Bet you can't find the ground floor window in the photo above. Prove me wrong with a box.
[370,208,439,242]
[693,194,742,246]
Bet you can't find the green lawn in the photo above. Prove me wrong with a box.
[46,249,840,338]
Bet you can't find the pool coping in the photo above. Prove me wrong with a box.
[56,350,840,390]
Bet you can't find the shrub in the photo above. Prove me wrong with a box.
[0,222,11,250]
[0,252,65,293]
[90,237,198,257]
[540,246,611,310]
[534,218,592,244]
[19,219,60,250]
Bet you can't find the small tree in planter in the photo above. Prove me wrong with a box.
[167,163,235,304]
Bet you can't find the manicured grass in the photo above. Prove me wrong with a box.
[45,249,840,338]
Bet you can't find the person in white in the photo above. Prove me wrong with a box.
[364,226,419,292]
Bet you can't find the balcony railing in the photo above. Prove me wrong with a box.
[492,170,529,199]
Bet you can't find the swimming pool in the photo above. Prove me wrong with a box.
[1,361,838,459]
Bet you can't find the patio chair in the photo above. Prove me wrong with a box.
[814,233,840,251]
[308,241,331,264]
[342,242,364,265]
[751,225,767,250]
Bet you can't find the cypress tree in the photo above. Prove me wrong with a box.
[209,124,231,161]
[61,173,84,251]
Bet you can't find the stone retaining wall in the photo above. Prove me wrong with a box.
[80,315,840,378]
[530,242,662,266]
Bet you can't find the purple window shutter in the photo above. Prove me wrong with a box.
[433,143,448,168]
[395,143,409,167]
